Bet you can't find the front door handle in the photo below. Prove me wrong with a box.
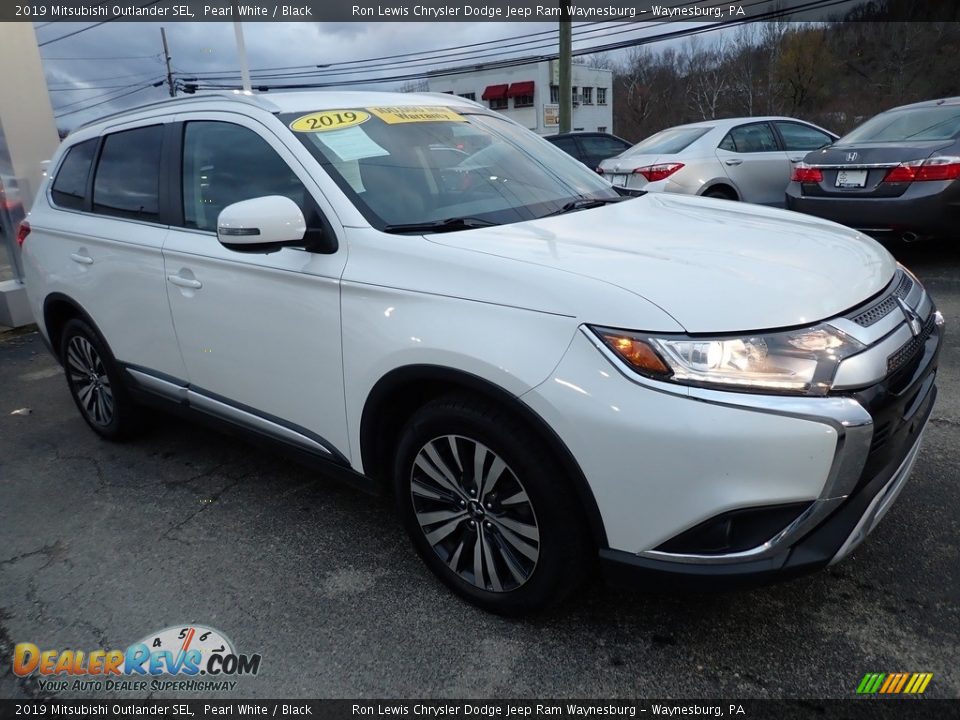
[724,159,743,166]
[167,274,202,289]
[69,252,93,265]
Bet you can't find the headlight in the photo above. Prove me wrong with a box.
[591,324,864,396]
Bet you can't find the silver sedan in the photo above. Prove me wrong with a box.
[599,117,837,206]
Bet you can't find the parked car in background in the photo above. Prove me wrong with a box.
[545,132,632,170]
[786,97,960,241]
[599,117,837,205]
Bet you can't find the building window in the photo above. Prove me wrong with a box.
[582,87,593,105]
[572,86,579,105]
[597,88,607,105]
[598,126,607,133]
[459,92,476,101]
[489,97,508,110]
[550,85,559,104]
[514,94,534,108]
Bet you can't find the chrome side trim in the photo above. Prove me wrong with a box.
[126,369,188,402]
[829,433,924,565]
[805,162,899,169]
[186,390,333,456]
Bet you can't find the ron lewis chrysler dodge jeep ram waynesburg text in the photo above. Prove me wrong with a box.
[19,92,944,614]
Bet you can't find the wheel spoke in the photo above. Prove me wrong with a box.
[424,516,465,546]
[500,489,529,506]
[472,442,489,495]
[411,478,454,502]
[415,508,466,527]
[447,537,465,571]
[423,442,462,494]
[494,514,539,541]
[491,519,539,562]
[473,530,484,589]
[414,455,463,499]
[76,381,95,408]
[494,533,528,585]
[480,528,503,592]
[480,455,506,499]
[447,436,463,473]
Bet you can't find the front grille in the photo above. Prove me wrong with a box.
[850,272,913,327]
[887,314,936,374]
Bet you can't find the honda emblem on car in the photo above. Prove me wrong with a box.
[846,151,859,162]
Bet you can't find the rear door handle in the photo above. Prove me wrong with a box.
[69,252,93,265]
[724,159,743,166]
[167,274,202,289]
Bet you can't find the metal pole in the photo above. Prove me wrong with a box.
[558,9,572,133]
[232,9,252,94]
[160,27,175,97]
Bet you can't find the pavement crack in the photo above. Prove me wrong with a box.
[0,540,69,570]
[930,416,960,428]
[161,478,243,542]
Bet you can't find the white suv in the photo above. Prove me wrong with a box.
[19,92,943,614]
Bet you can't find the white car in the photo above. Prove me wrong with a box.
[18,92,941,614]
[599,116,838,205]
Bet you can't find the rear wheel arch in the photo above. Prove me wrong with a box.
[43,293,105,363]
[359,365,608,549]
[701,182,740,200]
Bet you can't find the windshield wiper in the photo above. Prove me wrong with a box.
[382,217,500,234]
[543,196,631,217]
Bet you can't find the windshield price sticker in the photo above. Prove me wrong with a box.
[367,106,466,124]
[290,110,370,133]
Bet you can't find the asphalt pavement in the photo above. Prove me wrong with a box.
[0,239,957,701]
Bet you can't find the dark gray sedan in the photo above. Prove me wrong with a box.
[786,97,960,241]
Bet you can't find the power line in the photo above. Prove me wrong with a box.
[39,1,165,47]
[43,54,163,61]
[55,81,161,118]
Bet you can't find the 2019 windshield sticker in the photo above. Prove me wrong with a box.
[289,110,370,132]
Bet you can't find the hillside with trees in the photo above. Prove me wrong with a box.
[611,21,960,142]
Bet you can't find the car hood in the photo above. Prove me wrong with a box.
[428,193,896,333]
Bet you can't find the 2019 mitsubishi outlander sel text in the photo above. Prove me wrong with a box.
[19,92,943,614]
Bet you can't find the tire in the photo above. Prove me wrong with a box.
[60,318,143,440]
[393,393,591,615]
[704,188,737,201]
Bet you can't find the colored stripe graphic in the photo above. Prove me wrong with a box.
[857,672,933,694]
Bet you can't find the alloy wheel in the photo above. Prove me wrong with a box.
[410,434,540,593]
[66,336,114,427]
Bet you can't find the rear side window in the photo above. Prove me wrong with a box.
[579,135,629,160]
[725,123,779,153]
[92,126,163,221]
[548,136,581,158]
[838,106,960,144]
[776,122,834,151]
[51,139,97,210]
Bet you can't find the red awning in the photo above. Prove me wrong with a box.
[481,84,508,100]
[506,81,535,98]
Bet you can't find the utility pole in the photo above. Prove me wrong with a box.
[160,27,175,97]
[233,4,252,94]
[558,6,572,133]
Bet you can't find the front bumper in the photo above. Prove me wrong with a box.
[522,270,941,588]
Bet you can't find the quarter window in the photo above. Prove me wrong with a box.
[92,126,163,221]
[51,139,97,211]
[181,121,320,235]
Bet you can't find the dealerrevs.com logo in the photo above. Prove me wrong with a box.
[13,624,261,693]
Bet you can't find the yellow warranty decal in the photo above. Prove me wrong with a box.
[367,106,465,124]
[289,110,370,133]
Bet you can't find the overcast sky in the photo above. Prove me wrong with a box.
[36,20,690,129]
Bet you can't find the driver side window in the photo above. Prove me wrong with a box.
[182,121,323,238]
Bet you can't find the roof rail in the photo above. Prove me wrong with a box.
[74,92,280,132]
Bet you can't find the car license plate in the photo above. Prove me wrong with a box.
[609,174,628,187]
[836,169,868,188]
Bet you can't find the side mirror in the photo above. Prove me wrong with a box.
[217,195,306,252]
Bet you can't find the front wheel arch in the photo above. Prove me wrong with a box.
[359,365,608,550]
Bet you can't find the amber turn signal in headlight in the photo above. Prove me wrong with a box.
[594,329,672,378]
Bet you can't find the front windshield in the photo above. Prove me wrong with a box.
[838,105,960,144]
[282,106,618,230]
